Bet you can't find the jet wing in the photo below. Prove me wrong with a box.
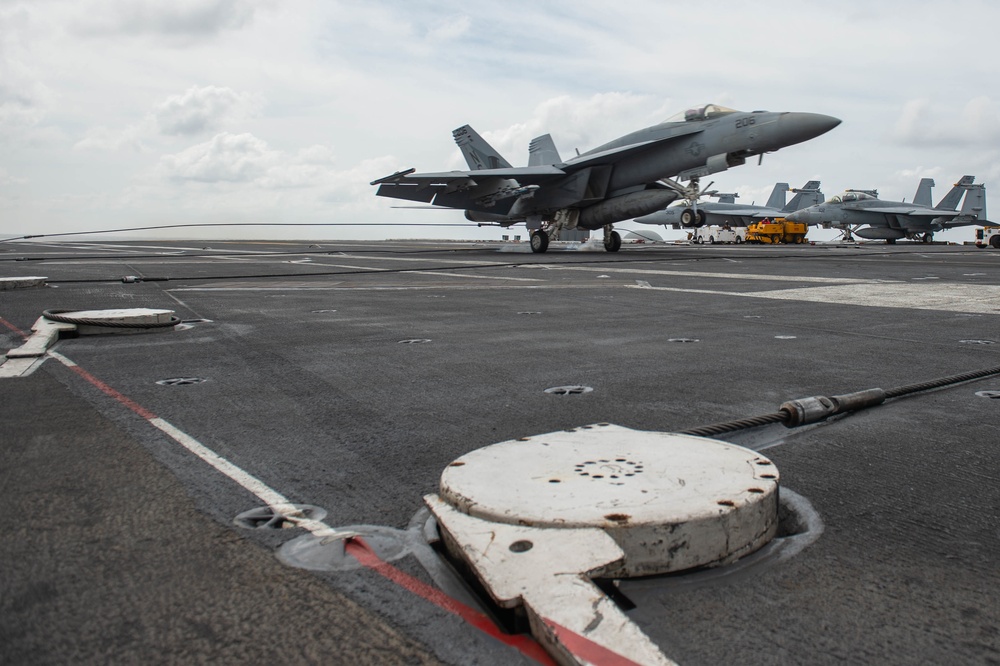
[372,166,567,203]
[863,207,957,218]
[713,208,777,218]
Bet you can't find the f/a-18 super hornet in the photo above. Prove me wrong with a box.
[785,176,988,243]
[371,104,840,252]
[632,180,823,229]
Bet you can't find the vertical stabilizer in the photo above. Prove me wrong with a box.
[960,183,986,220]
[783,181,823,212]
[528,134,562,167]
[764,183,790,209]
[913,178,934,207]
[453,125,512,171]
[936,175,974,210]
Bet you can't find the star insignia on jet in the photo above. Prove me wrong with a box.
[687,141,705,158]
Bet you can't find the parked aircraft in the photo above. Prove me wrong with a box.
[786,176,988,243]
[632,180,823,229]
[371,104,840,252]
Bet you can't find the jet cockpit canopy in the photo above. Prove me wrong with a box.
[827,191,876,204]
[664,104,739,123]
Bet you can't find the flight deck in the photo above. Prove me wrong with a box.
[2,239,998,665]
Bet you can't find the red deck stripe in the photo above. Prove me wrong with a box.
[0,316,28,340]
[63,363,159,421]
[39,347,565,665]
[543,617,649,666]
[345,538,556,665]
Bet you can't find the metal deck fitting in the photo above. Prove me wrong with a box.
[427,423,780,665]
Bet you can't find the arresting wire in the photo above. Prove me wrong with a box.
[679,364,1000,437]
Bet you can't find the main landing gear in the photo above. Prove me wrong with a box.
[530,229,550,253]
[679,208,706,228]
[659,176,714,228]
[603,226,621,252]
[529,224,621,253]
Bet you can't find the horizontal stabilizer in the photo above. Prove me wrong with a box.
[375,182,437,203]
[370,168,415,186]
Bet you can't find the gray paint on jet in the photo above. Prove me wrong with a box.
[371,103,840,251]
[786,176,988,241]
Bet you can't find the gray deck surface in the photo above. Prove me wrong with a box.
[2,238,998,665]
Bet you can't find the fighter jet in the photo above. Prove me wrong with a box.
[371,104,840,252]
[786,176,988,243]
[632,180,823,229]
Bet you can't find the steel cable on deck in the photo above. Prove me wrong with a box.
[679,364,1000,437]
[882,365,1000,399]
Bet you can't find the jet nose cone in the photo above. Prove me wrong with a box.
[780,112,842,146]
[785,211,804,223]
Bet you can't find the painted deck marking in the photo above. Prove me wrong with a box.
[43,350,558,663]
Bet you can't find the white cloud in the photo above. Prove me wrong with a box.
[425,15,471,44]
[0,6,55,139]
[893,97,1000,146]
[72,0,258,40]
[160,132,278,182]
[159,133,348,191]
[74,85,261,151]
[3,1,1000,240]
[154,85,262,136]
[74,123,152,152]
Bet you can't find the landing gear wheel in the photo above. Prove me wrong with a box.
[680,208,696,227]
[922,233,933,244]
[530,230,549,253]
[695,210,706,226]
[604,230,621,253]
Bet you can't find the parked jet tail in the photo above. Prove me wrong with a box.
[913,178,934,207]
[452,125,512,171]
[528,134,562,167]
[935,175,975,210]
[959,183,987,221]
[783,181,823,213]
[764,183,790,209]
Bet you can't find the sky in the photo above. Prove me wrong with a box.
[2,0,999,243]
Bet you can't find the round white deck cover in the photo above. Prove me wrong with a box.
[439,424,780,574]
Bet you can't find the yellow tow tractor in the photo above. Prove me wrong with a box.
[745,217,808,244]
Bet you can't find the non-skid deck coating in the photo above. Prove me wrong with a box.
[2,238,998,665]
